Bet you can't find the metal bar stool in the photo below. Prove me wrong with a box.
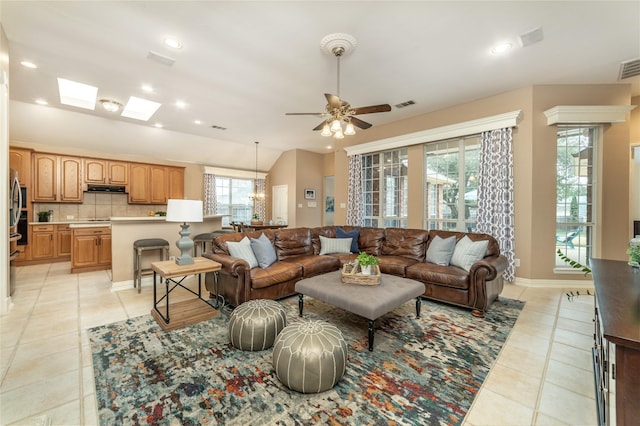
[193,229,235,256]
[133,238,170,293]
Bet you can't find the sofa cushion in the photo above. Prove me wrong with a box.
[250,261,302,290]
[227,237,258,269]
[381,228,429,261]
[405,263,469,290]
[425,235,457,266]
[275,228,313,260]
[450,236,489,271]
[311,226,338,254]
[319,236,352,255]
[378,255,418,277]
[250,233,277,268]
[336,227,360,253]
[354,227,386,256]
[282,254,340,277]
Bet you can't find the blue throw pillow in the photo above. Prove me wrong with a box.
[336,227,360,253]
[250,233,277,268]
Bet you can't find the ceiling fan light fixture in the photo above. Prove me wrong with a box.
[330,118,342,132]
[344,121,356,136]
[321,123,332,137]
[334,129,344,139]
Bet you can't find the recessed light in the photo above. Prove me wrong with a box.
[326,145,333,150]
[164,37,182,49]
[175,100,187,109]
[154,123,163,128]
[21,61,37,69]
[99,99,122,113]
[141,84,154,93]
[35,99,48,106]
[194,120,202,125]
[57,78,98,110]
[121,96,161,121]
[491,42,512,55]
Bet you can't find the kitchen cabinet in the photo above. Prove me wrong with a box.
[55,224,72,259]
[84,159,128,186]
[9,147,32,188]
[33,153,83,202]
[71,227,112,273]
[31,224,54,260]
[129,164,184,204]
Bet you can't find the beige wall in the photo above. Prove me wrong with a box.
[327,84,634,282]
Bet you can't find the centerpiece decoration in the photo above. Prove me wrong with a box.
[356,252,380,275]
[251,213,263,226]
[342,252,381,285]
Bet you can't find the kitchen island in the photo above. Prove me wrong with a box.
[110,215,224,290]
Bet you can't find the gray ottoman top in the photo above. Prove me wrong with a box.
[295,270,424,321]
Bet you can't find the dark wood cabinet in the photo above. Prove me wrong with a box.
[591,259,640,426]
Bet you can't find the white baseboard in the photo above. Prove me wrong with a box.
[512,276,593,288]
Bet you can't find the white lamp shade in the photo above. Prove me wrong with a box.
[165,199,203,223]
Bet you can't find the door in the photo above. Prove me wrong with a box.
[272,185,288,225]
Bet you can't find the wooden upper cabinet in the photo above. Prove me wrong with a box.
[128,163,151,204]
[33,153,82,203]
[168,167,185,200]
[84,159,128,186]
[150,165,168,204]
[128,164,184,204]
[9,147,32,188]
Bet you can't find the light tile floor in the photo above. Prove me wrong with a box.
[1,262,598,425]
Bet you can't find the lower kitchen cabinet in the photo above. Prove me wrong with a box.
[71,227,112,273]
[31,224,54,260]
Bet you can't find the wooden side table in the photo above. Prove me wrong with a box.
[151,257,222,331]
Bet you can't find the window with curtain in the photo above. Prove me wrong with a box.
[361,148,408,228]
[555,125,597,270]
[215,177,254,226]
[424,135,480,232]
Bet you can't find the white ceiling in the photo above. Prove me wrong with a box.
[2,1,639,171]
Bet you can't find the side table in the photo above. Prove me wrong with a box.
[151,257,222,331]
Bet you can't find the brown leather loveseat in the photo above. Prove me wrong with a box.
[203,226,508,317]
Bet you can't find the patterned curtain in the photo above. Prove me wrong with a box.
[476,128,516,282]
[203,174,217,216]
[255,178,266,220]
[346,154,363,226]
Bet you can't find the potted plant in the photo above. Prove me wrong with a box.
[37,211,50,222]
[356,252,380,275]
[250,213,262,226]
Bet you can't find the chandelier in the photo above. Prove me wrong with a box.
[249,141,265,201]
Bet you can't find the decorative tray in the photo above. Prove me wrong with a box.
[341,263,381,286]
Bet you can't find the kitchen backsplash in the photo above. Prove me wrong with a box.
[33,193,167,222]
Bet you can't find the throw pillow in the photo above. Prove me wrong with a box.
[250,233,277,268]
[336,226,360,253]
[425,235,457,266]
[450,236,489,272]
[227,237,258,269]
[319,235,352,255]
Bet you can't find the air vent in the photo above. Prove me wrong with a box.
[394,100,416,109]
[147,51,175,66]
[211,125,227,130]
[619,58,640,80]
[519,27,544,47]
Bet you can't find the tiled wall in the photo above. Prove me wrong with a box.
[32,193,167,222]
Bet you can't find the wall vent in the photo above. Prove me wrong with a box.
[211,125,227,130]
[619,58,640,80]
[394,100,416,109]
[147,51,176,66]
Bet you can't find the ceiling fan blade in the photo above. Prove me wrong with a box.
[351,104,392,115]
[313,120,327,131]
[351,116,372,129]
[325,93,343,109]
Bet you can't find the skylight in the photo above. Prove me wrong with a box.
[121,96,162,121]
[57,78,98,110]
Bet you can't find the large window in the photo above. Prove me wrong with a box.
[362,148,408,228]
[424,135,480,232]
[555,126,596,270]
[215,177,254,226]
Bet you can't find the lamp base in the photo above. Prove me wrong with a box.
[175,222,195,265]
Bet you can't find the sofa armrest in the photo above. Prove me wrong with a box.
[469,255,508,281]
[203,252,249,277]
[468,255,508,316]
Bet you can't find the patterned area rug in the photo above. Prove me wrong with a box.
[89,296,523,425]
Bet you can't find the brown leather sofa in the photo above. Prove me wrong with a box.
[203,226,508,317]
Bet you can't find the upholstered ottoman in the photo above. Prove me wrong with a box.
[272,320,348,393]
[229,299,287,351]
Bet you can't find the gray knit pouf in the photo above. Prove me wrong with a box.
[272,320,348,393]
[229,299,287,351]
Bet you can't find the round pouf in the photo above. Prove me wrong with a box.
[228,299,287,351]
[272,320,348,393]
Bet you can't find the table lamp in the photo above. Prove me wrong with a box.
[165,199,203,265]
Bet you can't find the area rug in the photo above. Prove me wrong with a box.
[89,296,524,425]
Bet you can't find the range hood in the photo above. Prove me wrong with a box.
[86,184,127,193]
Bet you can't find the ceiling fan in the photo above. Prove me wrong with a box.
[286,33,392,139]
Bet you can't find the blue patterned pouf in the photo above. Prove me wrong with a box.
[272,320,348,393]
[229,299,287,351]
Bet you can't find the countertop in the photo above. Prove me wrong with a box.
[29,215,224,226]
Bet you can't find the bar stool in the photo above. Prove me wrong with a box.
[133,238,170,293]
[193,229,235,256]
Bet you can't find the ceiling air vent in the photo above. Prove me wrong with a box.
[619,58,640,80]
[147,51,176,67]
[394,100,416,109]
[211,125,227,130]
[519,27,544,47]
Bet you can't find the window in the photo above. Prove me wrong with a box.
[424,135,480,232]
[215,177,254,226]
[555,126,596,270]
[362,148,408,228]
